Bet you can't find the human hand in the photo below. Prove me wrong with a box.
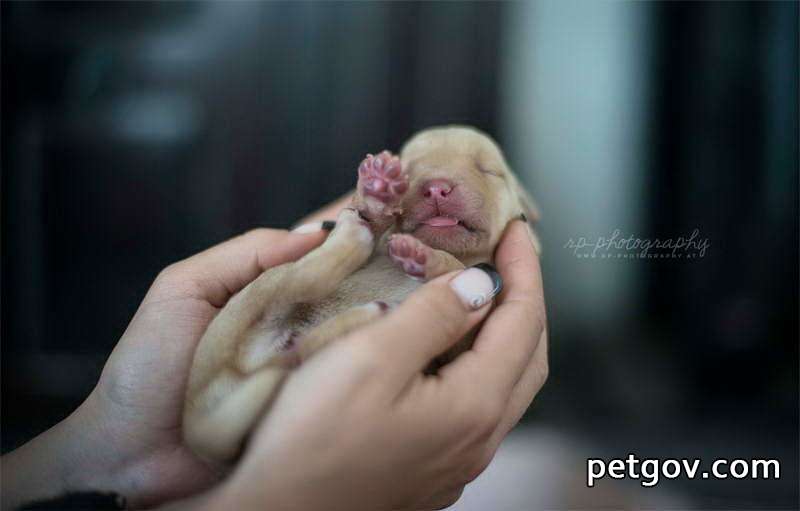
[205,219,547,511]
[1,226,332,510]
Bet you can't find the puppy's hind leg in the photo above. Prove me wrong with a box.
[186,301,389,463]
[295,301,390,361]
[185,208,376,464]
[187,208,376,394]
[184,365,288,464]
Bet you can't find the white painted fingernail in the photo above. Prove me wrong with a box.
[450,264,503,310]
[291,221,335,234]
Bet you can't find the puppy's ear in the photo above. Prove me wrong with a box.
[508,172,542,253]
[516,183,540,225]
[506,171,540,224]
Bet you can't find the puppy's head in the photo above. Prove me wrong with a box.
[397,125,538,260]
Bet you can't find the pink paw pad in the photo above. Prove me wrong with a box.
[358,150,408,203]
[388,234,431,279]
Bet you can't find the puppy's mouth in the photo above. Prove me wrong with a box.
[412,207,481,234]
[402,208,484,253]
[419,215,472,230]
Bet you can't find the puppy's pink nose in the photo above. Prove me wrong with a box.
[422,179,453,199]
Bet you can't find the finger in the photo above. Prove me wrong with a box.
[488,328,549,451]
[413,486,465,510]
[347,265,503,383]
[293,191,354,227]
[444,220,546,399]
[156,228,330,307]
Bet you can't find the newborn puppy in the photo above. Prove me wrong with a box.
[183,125,539,464]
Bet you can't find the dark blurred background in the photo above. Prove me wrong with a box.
[2,2,797,509]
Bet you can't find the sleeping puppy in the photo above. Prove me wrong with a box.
[183,125,539,464]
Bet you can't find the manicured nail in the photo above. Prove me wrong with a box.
[450,264,503,310]
[291,221,336,234]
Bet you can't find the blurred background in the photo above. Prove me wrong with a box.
[2,1,797,509]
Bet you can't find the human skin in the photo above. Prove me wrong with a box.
[1,227,331,510]
[2,208,546,510]
[173,219,548,511]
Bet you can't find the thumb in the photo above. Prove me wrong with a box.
[347,264,503,384]
[152,225,333,307]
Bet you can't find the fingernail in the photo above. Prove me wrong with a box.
[450,264,503,310]
[291,221,336,234]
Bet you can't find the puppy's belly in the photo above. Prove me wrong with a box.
[319,256,422,314]
[238,256,421,372]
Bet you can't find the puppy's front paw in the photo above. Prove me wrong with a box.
[388,234,433,279]
[357,151,408,215]
[332,208,374,245]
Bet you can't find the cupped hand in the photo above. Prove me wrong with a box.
[1,226,331,510]
[88,227,334,507]
[209,219,548,511]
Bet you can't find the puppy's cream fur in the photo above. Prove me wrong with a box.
[183,126,538,464]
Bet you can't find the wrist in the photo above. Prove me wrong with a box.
[60,391,151,503]
[0,407,100,510]
[1,391,144,511]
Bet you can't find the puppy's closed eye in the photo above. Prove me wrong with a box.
[479,167,505,178]
[472,156,505,179]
